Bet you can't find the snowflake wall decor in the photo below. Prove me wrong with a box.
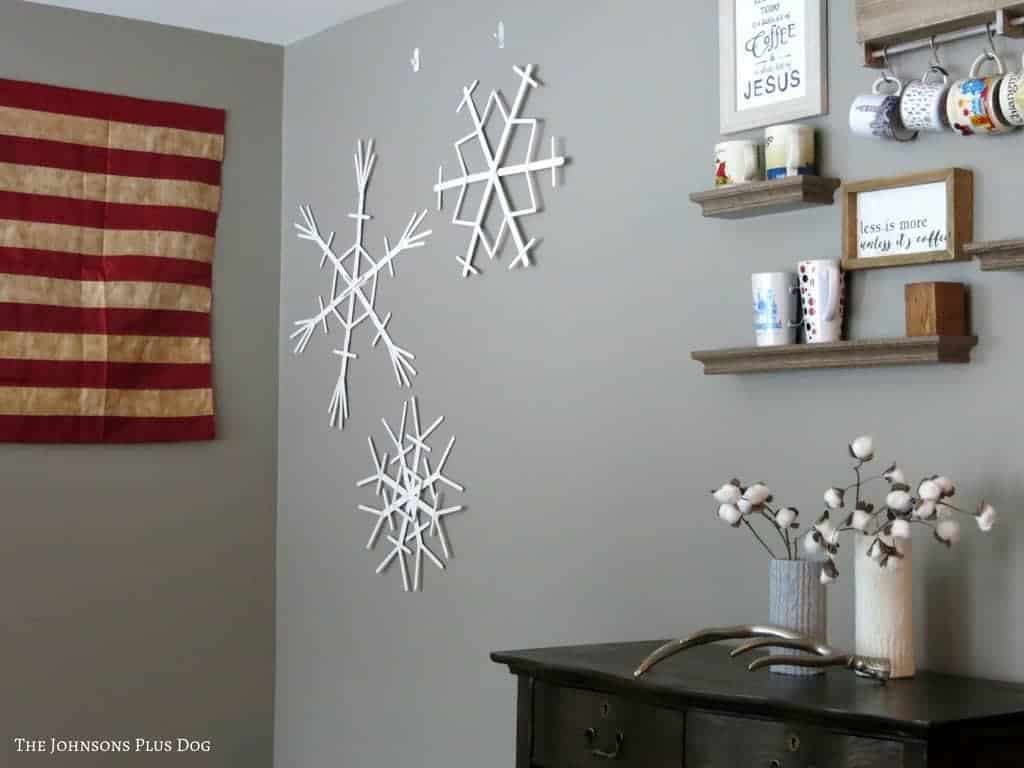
[357,397,464,593]
[291,140,431,429]
[433,64,567,277]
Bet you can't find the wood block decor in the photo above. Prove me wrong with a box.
[905,282,968,337]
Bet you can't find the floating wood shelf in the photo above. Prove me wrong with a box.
[691,336,978,375]
[965,239,1024,271]
[690,176,841,220]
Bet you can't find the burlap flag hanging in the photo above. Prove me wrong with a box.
[0,78,225,443]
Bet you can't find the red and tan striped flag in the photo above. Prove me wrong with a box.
[0,78,225,443]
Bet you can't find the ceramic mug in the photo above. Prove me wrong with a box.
[751,272,800,347]
[797,260,845,344]
[947,53,1012,136]
[714,140,762,186]
[849,76,917,141]
[765,124,816,180]
[901,66,951,133]
[998,53,1024,127]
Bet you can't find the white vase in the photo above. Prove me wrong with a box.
[768,559,827,676]
[854,536,915,679]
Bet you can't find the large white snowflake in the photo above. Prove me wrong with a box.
[434,64,567,277]
[291,140,430,429]
[357,397,464,593]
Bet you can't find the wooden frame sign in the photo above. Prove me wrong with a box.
[719,0,829,134]
[841,168,973,271]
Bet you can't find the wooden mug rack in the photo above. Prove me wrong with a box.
[857,2,1024,66]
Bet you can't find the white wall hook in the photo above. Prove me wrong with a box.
[494,21,505,49]
[411,47,420,73]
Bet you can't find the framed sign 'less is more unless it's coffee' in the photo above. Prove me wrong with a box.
[719,0,829,134]
[842,168,974,271]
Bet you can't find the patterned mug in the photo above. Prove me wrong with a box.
[998,53,1024,127]
[751,272,800,347]
[849,76,917,141]
[797,260,845,344]
[714,140,762,186]
[901,66,951,133]
[947,53,1012,136]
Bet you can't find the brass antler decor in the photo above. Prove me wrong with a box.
[633,625,892,682]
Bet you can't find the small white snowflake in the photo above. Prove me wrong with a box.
[291,140,430,429]
[434,64,567,277]
[357,397,464,592]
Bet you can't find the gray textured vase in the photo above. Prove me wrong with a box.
[768,559,827,676]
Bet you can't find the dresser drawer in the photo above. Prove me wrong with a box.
[685,710,925,768]
[532,682,684,767]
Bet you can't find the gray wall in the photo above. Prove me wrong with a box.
[0,3,281,767]
[277,0,1023,766]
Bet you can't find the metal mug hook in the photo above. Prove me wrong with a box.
[929,35,942,69]
[986,22,1000,60]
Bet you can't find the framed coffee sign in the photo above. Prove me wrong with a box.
[842,168,974,271]
[719,0,828,134]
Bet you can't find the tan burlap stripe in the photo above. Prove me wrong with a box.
[0,386,213,417]
[0,106,224,161]
[0,162,221,212]
[0,331,210,364]
[0,219,215,262]
[0,273,210,313]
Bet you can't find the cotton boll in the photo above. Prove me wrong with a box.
[743,483,771,505]
[918,480,942,502]
[913,500,937,521]
[804,530,823,555]
[775,507,797,528]
[890,519,912,539]
[884,466,906,485]
[851,509,872,531]
[718,504,742,526]
[887,490,913,513]
[712,483,742,505]
[934,476,955,497]
[936,519,961,546]
[821,558,839,585]
[737,498,753,515]
[824,487,845,510]
[850,435,874,461]
[977,502,997,532]
[867,539,885,562]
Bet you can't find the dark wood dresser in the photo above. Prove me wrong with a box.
[492,640,1024,768]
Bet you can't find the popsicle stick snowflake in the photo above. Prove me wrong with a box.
[434,64,567,277]
[357,397,465,593]
[291,140,431,429]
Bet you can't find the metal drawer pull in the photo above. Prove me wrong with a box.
[584,728,624,759]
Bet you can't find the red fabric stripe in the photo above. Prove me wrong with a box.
[0,135,223,185]
[0,79,225,135]
[0,414,216,443]
[0,359,212,389]
[0,248,212,287]
[0,303,210,337]
[0,191,218,236]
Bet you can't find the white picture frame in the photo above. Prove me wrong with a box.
[719,0,829,135]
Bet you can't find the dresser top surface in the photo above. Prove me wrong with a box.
[492,640,1024,734]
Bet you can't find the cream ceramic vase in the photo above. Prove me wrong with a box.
[855,536,915,679]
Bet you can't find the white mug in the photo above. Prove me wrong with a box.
[751,272,800,347]
[764,124,815,180]
[714,140,762,186]
[901,66,951,133]
[999,53,1024,127]
[849,76,917,141]
[797,260,845,344]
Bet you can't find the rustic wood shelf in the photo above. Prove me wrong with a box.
[965,239,1024,271]
[691,336,978,375]
[688,177,839,219]
[690,176,841,220]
